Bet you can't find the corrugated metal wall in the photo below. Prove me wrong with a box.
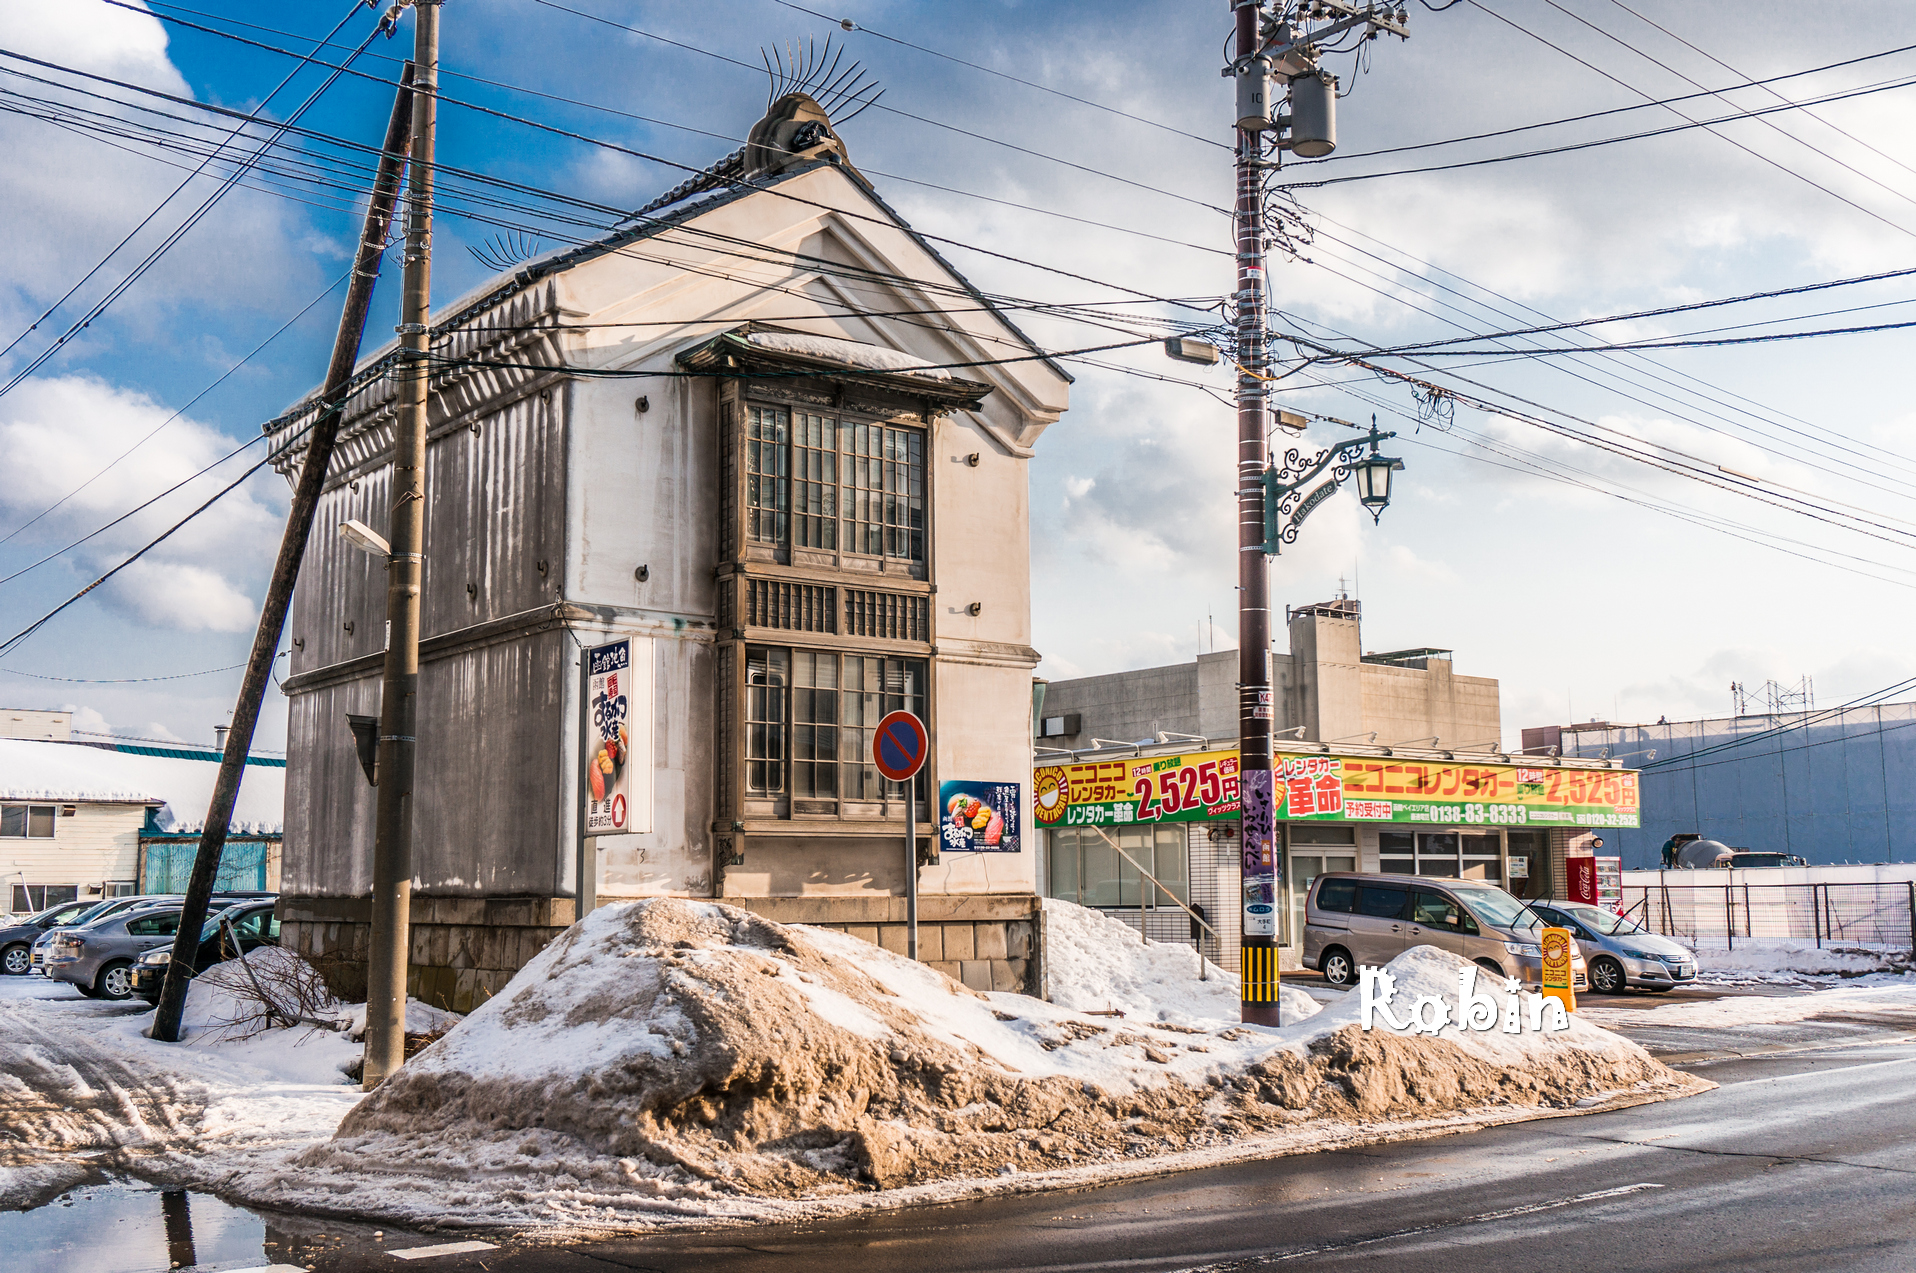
[282,387,570,898]
[1560,703,1916,867]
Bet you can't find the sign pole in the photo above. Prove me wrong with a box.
[905,774,918,962]
[872,709,929,965]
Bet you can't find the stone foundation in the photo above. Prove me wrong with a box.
[278,892,1042,1014]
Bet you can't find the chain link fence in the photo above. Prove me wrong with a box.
[1622,880,1916,952]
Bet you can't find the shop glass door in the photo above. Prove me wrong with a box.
[1286,824,1357,947]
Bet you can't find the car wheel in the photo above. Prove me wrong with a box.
[95,961,135,1001]
[1,944,29,976]
[1590,956,1627,995]
[1474,958,1507,981]
[1320,946,1356,988]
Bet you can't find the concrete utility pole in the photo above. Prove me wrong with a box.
[149,65,417,1044]
[364,0,440,1089]
[1228,1,1407,1026]
[1232,0,1282,1028]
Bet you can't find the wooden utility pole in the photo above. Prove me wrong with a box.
[363,0,439,1089]
[150,65,418,1043]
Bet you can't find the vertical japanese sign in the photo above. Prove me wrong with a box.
[585,639,631,834]
[938,781,1021,853]
[1241,769,1278,938]
[1539,926,1577,1013]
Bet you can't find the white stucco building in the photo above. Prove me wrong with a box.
[270,92,1068,1010]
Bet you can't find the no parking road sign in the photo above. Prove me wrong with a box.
[873,710,928,782]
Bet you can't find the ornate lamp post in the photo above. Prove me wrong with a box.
[1261,419,1405,553]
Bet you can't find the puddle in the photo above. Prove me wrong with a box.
[0,1179,424,1271]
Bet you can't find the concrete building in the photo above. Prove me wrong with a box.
[1524,702,1916,868]
[271,91,1067,1011]
[0,737,283,916]
[1033,600,1635,968]
[1035,598,1501,752]
[1,708,71,742]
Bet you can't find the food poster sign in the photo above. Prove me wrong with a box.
[585,640,632,834]
[1033,749,1242,828]
[1035,750,1639,829]
[939,781,1020,853]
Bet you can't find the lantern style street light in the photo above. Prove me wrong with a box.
[1259,417,1405,553]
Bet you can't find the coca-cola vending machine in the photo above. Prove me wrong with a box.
[1567,834,1608,905]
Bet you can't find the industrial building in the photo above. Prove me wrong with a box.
[1525,701,1916,868]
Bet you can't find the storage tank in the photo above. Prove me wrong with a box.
[1676,838,1735,869]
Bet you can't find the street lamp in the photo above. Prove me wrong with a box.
[1351,442,1404,524]
[1260,417,1407,553]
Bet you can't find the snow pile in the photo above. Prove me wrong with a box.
[745,330,954,380]
[226,899,1697,1233]
[1041,898,1321,1026]
[1696,941,1913,984]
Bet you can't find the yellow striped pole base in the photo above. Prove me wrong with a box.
[1242,943,1281,1025]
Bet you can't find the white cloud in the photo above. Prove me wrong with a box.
[102,560,256,633]
[0,375,280,631]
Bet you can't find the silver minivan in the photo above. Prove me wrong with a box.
[1304,872,1589,992]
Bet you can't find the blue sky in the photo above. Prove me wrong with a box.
[3,0,1915,751]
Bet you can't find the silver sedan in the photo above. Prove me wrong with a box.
[43,906,185,1000]
[1530,901,1698,994]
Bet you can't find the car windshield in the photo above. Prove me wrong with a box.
[66,900,119,926]
[199,906,251,941]
[1552,902,1645,936]
[1454,887,1541,932]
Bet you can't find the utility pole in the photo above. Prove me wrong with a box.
[150,64,417,1044]
[1228,1,1407,1026]
[364,0,440,1090]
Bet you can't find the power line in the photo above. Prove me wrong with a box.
[1295,38,1916,167]
[1465,0,1916,241]
[0,661,251,684]
[0,267,353,550]
[767,0,1228,150]
[0,4,381,402]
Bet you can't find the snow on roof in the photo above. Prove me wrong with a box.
[744,330,954,380]
[0,738,283,834]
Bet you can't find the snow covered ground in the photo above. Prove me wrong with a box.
[1692,941,1914,985]
[0,901,1709,1238]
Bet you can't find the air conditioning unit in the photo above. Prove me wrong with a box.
[1038,713,1081,738]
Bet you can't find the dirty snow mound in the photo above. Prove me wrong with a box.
[1042,899,1319,1025]
[1697,941,1914,983]
[236,900,1699,1233]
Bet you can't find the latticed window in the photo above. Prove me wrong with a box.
[792,411,837,549]
[745,647,789,794]
[744,646,928,806]
[843,421,925,561]
[744,404,925,563]
[745,405,789,545]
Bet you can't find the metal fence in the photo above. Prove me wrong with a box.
[1621,880,1916,951]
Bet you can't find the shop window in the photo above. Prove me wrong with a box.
[1379,830,1415,875]
[744,645,927,809]
[1289,823,1356,846]
[105,881,137,898]
[743,404,925,564]
[1046,825,1187,908]
[1,804,57,838]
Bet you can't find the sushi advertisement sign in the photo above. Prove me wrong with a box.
[938,781,1020,853]
[1034,749,1639,829]
[585,640,632,834]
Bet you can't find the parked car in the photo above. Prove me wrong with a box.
[1529,901,1699,994]
[1,900,100,975]
[43,905,186,999]
[27,892,275,973]
[1303,872,1589,992]
[130,901,282,1003]
[1726,852,1807,869]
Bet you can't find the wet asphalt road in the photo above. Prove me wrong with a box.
[303,991,1916,1273]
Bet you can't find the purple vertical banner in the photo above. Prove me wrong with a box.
[1240,768,1278,938]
